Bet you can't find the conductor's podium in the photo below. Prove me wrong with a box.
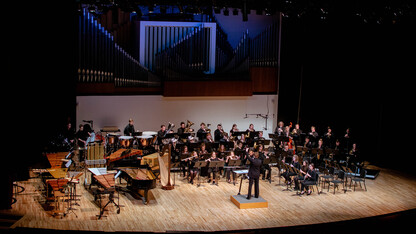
[230,195,268,209]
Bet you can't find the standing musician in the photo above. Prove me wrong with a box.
[300,163,317,195]
[177,122,186,135]
[123,118,136,136]
[323,126,335,148]
[246,148,262,200]
[197,123,207,140]
[206,152,223,185]
[308,126,319,147]
[275,121,285,136]
[291,123,302,146]
[157,125,167,148]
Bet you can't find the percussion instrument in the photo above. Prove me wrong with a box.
[107,133,120,145]
[142,131,157,136]
[119,136,133,148]
[136,135,153,148]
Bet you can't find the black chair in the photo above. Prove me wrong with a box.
[328,170,346,194]
[352,169,367,191]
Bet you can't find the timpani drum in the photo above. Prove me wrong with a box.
[119,136,133,148]
[136,135,153,148]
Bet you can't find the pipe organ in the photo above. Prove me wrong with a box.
[77,8,280,88]
[77,9,156,87]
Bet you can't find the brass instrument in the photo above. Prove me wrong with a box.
[184,120,194,133]
[206,123,211,133]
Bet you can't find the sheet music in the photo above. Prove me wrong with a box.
[88,167,107,176]
[233,169,248,174]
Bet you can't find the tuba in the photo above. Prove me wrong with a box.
[184,120,194,133]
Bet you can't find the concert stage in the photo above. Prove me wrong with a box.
[3,164,416,233]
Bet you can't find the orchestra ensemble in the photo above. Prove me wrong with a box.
[61,119,362,196]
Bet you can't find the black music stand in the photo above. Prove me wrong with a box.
[228,160,242,185]
[208,161,225,186]
[194,161,207,187]
[171,162,181,186]
[262,158,272,184]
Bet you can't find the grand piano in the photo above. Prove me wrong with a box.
[116,165,156,204]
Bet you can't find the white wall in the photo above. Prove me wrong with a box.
[76,95,278,136]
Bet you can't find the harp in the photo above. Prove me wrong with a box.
[157,144,174,190]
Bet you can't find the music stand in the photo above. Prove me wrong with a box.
[262,158,272,184]
[234,169,249,195]
[208,161,225,186]
[194,161,207,187]
[170,162,181,186]
[228,160,242,185]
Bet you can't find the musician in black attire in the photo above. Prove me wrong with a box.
[197,123,207,140]
[75,124,89,162]
[274,121,285,136]
[157,125,167,147]
[308,126,319,147]
[246,148,262,199]
[63,122,75,147]
[258,144,271,180]
[300,163,317,195]
[177,122,186,135]
[123,118,135,136]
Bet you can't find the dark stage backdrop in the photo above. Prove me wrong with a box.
[278,15,415,171]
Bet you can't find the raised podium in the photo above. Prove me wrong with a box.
[230,169,268,209]
[230,194,268,209]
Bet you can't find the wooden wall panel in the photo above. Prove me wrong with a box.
[163,80,252,97]
[250,67,278,94]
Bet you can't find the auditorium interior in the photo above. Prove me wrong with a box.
[3,0,416,233]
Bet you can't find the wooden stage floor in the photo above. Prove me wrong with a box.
[4,165,416,232]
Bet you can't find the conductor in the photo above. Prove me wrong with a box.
[246,148,262,200]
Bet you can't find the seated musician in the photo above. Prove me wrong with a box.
[230,124,239,137]
[204,133,214,143]
[255,131,265,141]
[300,163,317,195]
[206,151,223,185]
[234,140,247,164]
[123,118,135,136]
[199,143,209,155]
[282,155,301,185]
[246,123,255,135]
[170,139,180,162]
[225,151,240,183]
[282,144,294,164]
[294,160,309,190]
[180,145,190,178]
[258,144,271,180]
[185,151,199,184]
[315,138,325,166]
